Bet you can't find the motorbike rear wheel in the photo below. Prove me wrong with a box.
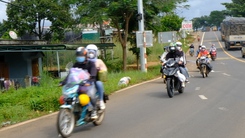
[57,109,75,138]
[166,78,174,98]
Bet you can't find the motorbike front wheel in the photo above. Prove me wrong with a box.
[57,109,75,138]
[166,78,174,98]
[93,110,105,126]
[201,65,206,78]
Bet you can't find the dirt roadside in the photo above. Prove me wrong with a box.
[185,31,203,72]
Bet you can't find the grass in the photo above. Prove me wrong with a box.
[0,33,195,128]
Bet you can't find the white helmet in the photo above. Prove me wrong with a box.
[175,42,182,46]
[201,45,206,49]
[86,44,99,59]
[86,44,98,51]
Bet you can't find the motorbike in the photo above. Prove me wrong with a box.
[189,48,194,57]
[210,49,217,61]
[162,58,184,98]
[57,68,105,138]
[198,56,210,78]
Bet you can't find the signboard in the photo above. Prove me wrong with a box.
[136,30,153,47]
[158,31,177,43]
[182,21,193,30]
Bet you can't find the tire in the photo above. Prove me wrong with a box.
[226,43,230,50]
[242,51,245,58]
[166,78,174,98]
[57,109,75,138]
[93,110,105,126]
[201,65,206,78]
[178,83,184,94]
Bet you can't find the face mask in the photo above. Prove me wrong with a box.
[76,56,86,62]
[88,53,95,59]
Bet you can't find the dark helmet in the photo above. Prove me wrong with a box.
[169,46,176,53]
[76,47,87,57]
[76,47,87,63]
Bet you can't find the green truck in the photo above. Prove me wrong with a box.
[220,17,245,50]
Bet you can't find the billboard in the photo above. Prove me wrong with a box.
[182,21,193,30]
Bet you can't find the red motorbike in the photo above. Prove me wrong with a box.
[210,49,217,61]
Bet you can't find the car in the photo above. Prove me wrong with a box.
[241,46,245,58]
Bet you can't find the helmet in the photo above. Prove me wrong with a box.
[86,44,98,51]
[169,42,175,46]
[199,44,202,49]
[86,44,98,59]
[76,47,87,56]
[169,46,176,53]
[201,45,206,51]
[201,45,206,49]
[78,94,90,106]
[175,42,182,47]
[76,47,87,63]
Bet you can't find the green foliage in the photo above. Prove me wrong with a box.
[0,21,8,38]
[1,31,11,40]
[192,10,226,30]
[160,14,184,31]
[6,0,74,40]
[222,0,245,17]
[104,58,123,73]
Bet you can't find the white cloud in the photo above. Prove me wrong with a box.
[178,0,232,20]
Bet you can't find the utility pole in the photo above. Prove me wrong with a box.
[137,0,147,72]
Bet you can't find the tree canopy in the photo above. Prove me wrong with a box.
[222,0,245,17]
[6,0,74,40]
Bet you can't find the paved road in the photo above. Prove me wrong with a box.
[1,31,245,138]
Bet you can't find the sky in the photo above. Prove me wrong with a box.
[0,0,233,23]
[177,0,232,20]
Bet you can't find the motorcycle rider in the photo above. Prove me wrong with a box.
[175,42,190,82]
[164,45,186,87]
[196,44,202,67]
[189,43,194,49]
[60,47,99,119]
[209,44,217,53]
[86,44,107,110]
[160,46,170,63]
[196,44,202,57]
[160,46,170,74]
[197,45,214,72]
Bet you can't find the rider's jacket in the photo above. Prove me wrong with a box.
[209,47,216,52]
[197,50,210,58]
[61,60,97,85]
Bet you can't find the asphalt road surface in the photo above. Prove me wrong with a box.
[1,31,245,138]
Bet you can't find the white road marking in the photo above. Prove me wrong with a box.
[218,107,228,111]
[199,95,208,100]
[223,73,231,76]
[195,87,200,91]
